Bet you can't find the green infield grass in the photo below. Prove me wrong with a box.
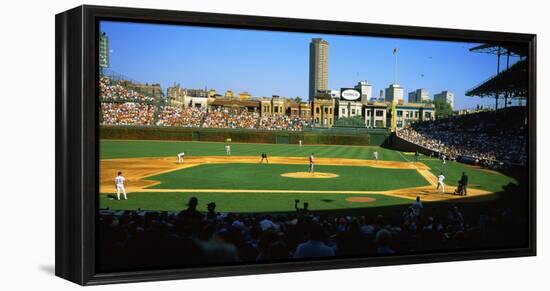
[145,163,429,191]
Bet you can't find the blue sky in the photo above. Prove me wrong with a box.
[100,21,520,110]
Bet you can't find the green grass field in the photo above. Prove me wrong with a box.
[100,139,406,161]
[99,139,518,212]
[99,192,411,212]
[146,163,428,191]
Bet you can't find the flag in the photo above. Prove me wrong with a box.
[393,48,398,54]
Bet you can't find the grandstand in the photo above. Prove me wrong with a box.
[466,44,528,109]
[394,43,529,169]
[397,106,527,167]
[100,75,314,131]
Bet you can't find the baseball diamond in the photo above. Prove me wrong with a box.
[99,139,516,212]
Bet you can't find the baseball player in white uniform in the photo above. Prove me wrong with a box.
[225,144,231,156]
[436,172,445,193]
[115,171,127,200]
[177,151,185,163]
[373,151,379,160]
[299,139,303,147]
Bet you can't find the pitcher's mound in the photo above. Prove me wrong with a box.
[346,197,377,203]
[281,172,339,179]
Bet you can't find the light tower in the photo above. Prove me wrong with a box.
[391,48,398,132]
[393,48,398,85]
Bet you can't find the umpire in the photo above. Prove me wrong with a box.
[460,172,468,196]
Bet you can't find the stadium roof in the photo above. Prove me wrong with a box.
[465,59,527,98]
[469,43,527,57]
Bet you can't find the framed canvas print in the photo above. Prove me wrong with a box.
[55,5,536,285]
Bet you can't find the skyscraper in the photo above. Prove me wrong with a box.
[434,90,455,108]
[355,81,373,104]
[309,38,329,101]
[408,88,430,103]
[385,84,404,103]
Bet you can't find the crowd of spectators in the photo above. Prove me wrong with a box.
[100,76,315,131]
[100,76,155,103]
[202,108,260,129]
[100,76,157,125]
[98,194,525,271]
[397,109,527,166]
[154,106,312,131]
[259,115,312,131]
[101,102,155,126]
[155,106,206,127]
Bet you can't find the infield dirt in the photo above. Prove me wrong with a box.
[281,172,339,178]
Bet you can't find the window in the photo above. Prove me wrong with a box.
[342,108,346,115]
[376,110,383,117]
[325,108,328,114]
[352,109,356,115]
[316,108,320,114]
[397,110,403,117]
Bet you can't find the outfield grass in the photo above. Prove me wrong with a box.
[100,140,406,161]
[99,192,411,212]
[146,163,429,191]
[420,158,517,193]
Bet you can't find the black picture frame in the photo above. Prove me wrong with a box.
[55,4,537,285]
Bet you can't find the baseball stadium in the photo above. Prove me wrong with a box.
[97,23,529,272]
[98,72,529,271]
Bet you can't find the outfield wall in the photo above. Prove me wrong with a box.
[99,126,390,146]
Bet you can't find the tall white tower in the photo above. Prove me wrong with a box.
[309,38,329,101]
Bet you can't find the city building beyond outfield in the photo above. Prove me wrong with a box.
[163,80,436,130]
